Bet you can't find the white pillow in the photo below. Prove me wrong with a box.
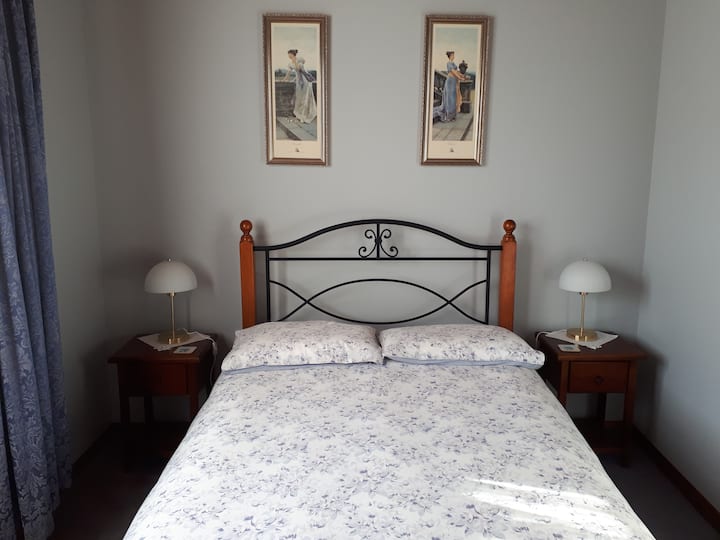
[379,324,544,368]
[222,321,383,372]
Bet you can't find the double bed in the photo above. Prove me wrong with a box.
[125,219,653,539]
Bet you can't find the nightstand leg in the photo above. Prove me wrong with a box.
[558,363,569,407]
[622,363,638,466]
[144,395,155,424]
[119,388,130,425]
[187,365,200,419]
[596,393,607,421]
[118,386,132,467]
[189,393,199,418]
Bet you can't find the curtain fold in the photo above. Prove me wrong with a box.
[0,0,71,538]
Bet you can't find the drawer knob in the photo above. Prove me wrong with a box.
[594,376,605,385]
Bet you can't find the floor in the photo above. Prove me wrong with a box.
[49,425,179,540]
[601,453,718,539]
[50,428,719,540]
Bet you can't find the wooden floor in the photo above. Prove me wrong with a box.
[49,426,719,539]
[49,427,164,540]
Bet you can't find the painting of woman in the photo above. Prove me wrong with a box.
[433,51,468,123]
[285,49,317,124]
[264,14,328,164]
[421,16,490,165]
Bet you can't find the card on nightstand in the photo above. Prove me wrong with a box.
[173,346,197,354]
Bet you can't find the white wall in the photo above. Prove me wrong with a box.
[32,0,720,513]
[637,0,720,509]
[35,0,111,460]
[84,0,664,347]
[35,0,667,455]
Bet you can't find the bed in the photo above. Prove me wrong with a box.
[125,219,653,539]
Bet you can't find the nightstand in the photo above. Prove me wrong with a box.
[108,335,216,460]
[537,333,647,465]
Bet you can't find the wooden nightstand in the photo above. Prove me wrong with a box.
[109,335,216,460]
[537,333,647,464]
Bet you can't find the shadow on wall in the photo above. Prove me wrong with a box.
[99,249,214,340]
[633,343,662,439]
[605,265,646,305]
[68,340,115,460]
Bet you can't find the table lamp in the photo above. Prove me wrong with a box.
[559,259,611,342]
[144,259,197,344]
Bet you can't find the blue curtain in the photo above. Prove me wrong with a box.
[0,0,71,538]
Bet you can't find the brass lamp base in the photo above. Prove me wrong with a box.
[566,328,598,342]
[158,329,191,345]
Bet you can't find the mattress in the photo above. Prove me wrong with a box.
[125,361,653,539]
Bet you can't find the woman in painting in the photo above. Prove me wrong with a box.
[284,49,317,124]
[434,51,467,122]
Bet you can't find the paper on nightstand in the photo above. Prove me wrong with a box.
[139,331,214,352]
[544,329,618,350]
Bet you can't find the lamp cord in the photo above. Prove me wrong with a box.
[178,330,219,395]
[534,331,550,348]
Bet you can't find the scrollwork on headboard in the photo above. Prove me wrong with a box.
[358,225,398,259]
[239,218,517,330]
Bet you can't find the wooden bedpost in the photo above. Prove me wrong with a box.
[240,220,256,328]
[498,219,517,331]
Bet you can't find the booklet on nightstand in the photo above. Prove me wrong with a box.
[544,329,618,350]
[173,346,197,354]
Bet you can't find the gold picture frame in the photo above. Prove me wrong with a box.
[263,14,329,165]
[420,15,492,165]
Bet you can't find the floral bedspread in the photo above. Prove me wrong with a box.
[125,363,653,539]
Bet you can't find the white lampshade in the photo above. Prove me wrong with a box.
[559,259,611,294]
[144,259,197,294]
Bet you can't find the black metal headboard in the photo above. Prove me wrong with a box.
[239,218,517,328]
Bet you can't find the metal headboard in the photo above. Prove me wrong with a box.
[239,218,517,329]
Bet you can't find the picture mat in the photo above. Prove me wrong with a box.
[425,23,484,160]
[270,21,324,160]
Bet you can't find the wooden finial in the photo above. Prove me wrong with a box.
[502,219,516,243]
[498,219,517,331]
[240,220,253,242]
[239,220,256,328]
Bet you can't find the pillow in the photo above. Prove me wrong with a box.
[378,324,544,368]
[221,321,383,372]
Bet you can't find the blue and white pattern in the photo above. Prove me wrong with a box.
[380,324,545,367]
[0,1,71,538]
[222,321,384,371]
[126,363,652,539]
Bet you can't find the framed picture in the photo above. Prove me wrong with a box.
[263,14,329,165]
[420,15,492,165]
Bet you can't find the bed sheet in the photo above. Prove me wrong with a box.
[125,362,653,539]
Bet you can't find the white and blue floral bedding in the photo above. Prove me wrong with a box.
[379,324,545,367]
[223,321,384,371]
[125,362,653,539]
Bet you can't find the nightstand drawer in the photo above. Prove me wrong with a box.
[569,362,628,393]
[119,363,188,396]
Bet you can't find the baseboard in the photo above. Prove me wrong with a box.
[634,427,720,532]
